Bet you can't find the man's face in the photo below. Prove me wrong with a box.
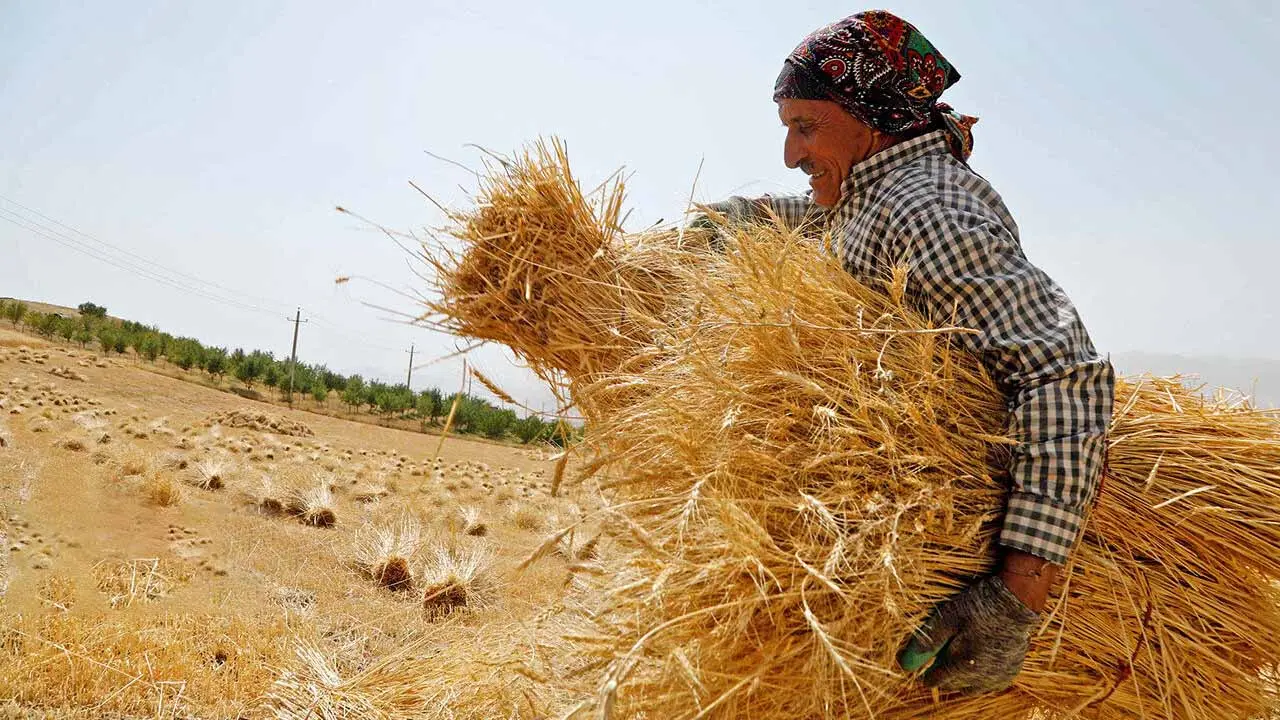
[778,98,883,207]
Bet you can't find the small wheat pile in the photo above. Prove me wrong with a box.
[419,140,1280,719]
[353,515,423,591]
[191,455,231,490]
[288,482,338,528]
[419,543,493,620]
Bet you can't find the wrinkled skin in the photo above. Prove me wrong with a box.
[777,98,896,207]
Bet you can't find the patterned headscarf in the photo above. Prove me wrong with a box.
[773,10,978,162]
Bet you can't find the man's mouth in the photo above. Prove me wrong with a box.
[808,170,826,180]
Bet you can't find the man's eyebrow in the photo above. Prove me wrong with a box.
[782,115,814,126]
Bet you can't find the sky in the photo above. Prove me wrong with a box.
[2,1,1278,411]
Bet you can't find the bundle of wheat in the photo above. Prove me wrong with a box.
[353,515,423,591]
[557,227,1280,719]
[420,141,1280,719]
[420,140,708,409]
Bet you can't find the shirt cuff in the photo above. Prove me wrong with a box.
[998,491,1085,565]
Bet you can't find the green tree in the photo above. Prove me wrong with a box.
[204,348,229,379]
[55,316,76,342]
[31,312,61,339]
[262,361,282,390]
[4,301,27,327]
[233,350,271,388]
[138,334,163,362]
[77,302,108,318]
[513,414,549,444]
[311,384,328,405]
[415,389,442,422]
[96,325,118,354]
[475,407,517,440]
[342,375,366,410]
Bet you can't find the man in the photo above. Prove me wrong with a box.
[702,11,1115,694]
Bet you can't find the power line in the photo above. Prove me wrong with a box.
[0,194,297,315]
[0,209,282,319]
[1,196,438,376]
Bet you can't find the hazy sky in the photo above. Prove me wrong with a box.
[2,1,1277,411]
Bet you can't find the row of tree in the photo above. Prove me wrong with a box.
[0,299,563,444]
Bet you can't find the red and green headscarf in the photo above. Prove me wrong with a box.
[773,10,978,161]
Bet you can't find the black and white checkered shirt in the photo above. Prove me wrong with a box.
[718,130,1114,564]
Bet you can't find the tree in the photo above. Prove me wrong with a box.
[204,348,228,379]
[262,361,282,390]
[415,389,442,422]
[165,337,204,371]
[342,376,366,410]
[4,301,27,327]
[77,302,108,318]
[55,316,76,342]
[475,407,517,440]
[513,414,549,444]
[311,384,328,405]
[28,312,61,338]
[233,350,271,388]
[96,325,118,354]
[138,334,163,362]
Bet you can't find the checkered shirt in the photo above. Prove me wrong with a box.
[720,130,1114,564]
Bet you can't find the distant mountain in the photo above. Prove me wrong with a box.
[1110,352,1280,409]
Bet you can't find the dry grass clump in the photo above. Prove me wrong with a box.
[510,503,544,532]
[113,447,152,477]
[145,471,183,507]
[419,543,493,620]
[191,455,230,490]
[287,482,338,528]
[453,505,487,537]
[353,515,423,591]
[0,612,295,718]
[54,434,87,452]
[423,142,1280,719]
[253,474,288,516]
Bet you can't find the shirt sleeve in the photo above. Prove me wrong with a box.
[698,194,820,232]
[885,198,1115,565]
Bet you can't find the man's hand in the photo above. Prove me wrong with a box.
[896,566,1043,693]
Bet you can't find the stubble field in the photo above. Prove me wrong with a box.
[0,326,600,719]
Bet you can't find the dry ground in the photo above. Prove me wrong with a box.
[0,327,601,719]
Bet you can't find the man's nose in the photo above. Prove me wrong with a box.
[783,129,804,169]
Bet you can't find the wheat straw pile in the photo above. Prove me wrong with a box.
[420,140,1280,719]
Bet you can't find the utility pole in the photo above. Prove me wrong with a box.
[285,308,308,407]
[405,344,415,388]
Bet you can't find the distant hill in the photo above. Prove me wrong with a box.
[1111,352,1280,409]
[0,297,84,319]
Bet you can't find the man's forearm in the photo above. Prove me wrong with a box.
[998,549,1057,612]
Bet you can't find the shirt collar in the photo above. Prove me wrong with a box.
[836,129,952,204]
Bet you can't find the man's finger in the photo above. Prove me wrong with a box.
[921,632,977,690]
[897,604,959,672]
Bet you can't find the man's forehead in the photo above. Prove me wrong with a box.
[778,99,829,123]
